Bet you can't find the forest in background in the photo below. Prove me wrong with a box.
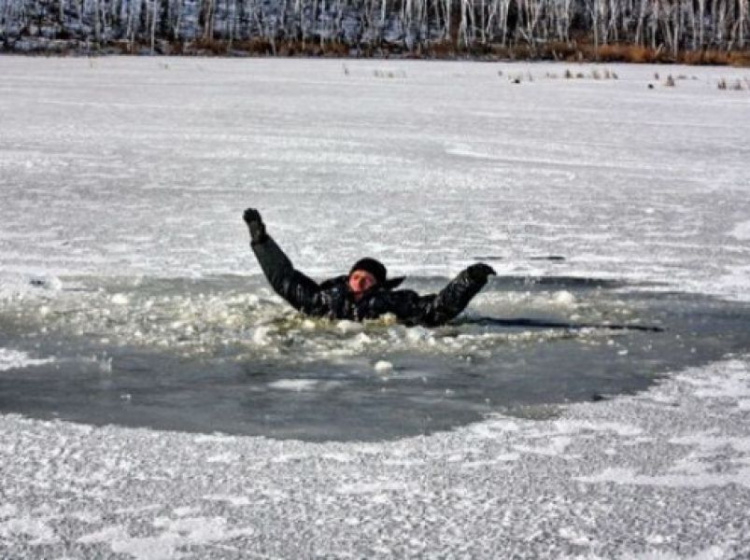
[1,0,749,63]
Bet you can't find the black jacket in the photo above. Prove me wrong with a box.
[251,235,489,327]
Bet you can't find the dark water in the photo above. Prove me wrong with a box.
[1,275,749,441]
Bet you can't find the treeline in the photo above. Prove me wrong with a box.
[1,0,749,59]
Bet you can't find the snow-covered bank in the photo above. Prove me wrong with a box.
[1,58,750,557]
[1,357,750,557]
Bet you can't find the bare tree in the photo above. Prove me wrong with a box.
[2,0,749,54]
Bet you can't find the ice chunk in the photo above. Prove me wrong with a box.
[269,379,318,391]
[337,320,364,334]
[353,333,372,345]
[552,291,576,306]
[251,326,273,345]
[111,293,129,306]
[405,326,432,343]
[374,360,394,373]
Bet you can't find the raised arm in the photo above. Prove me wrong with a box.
[394,264,496,326]
[243,209,325,314]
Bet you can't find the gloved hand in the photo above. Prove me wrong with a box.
[466,263,496,283]
[243,208,267,243]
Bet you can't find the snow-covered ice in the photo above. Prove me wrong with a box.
[1,57,750,558]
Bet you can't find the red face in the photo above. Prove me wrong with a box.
[348,269,378,296]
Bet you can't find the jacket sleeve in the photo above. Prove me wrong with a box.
[250,235,326,315]
[394,268,490,326]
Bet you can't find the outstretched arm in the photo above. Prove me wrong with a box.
[398,264,496,326]
[243,208,324,314]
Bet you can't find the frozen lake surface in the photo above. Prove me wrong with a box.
[1,57,750,558]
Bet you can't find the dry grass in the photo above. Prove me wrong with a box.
[556,67,618,80]
[729,51,750,67]
[681,49,731,65]
[373,68,407,79]
[156,37,356,57]
[675,49,750,67]
[718,78,748,90]
[473,42,749,67]
[16,34,749,66]
[595,44,660,63]
[425,40,457,58]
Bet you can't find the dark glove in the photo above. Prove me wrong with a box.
[243,208,267,243]
[466,263,496,283]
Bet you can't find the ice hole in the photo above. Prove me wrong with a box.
[1,275,749,441]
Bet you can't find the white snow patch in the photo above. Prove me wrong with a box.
[269,453,309,464]
[336,482,409,494]
[0,504,17,519]
[625,545,729,560]
[494,452,521,462]
[193,434,237,444]
[674,359,750,403]
[729,220,750,240]
[0,516,59,545]
[110,293,130,305]
[112,504,163,516]
[111,533,184,560]
[268,379,319,391]
[202,495,252,507]
[172,506,201,517]
[78,525,129,544]
[514,436,573,456]
[85,518,255,559]
[68,510,102,524]
[576,466,750,489]
[558,526,593,546]
[669,433,750,454]
[466,417,521,439]
[205,452,240,463]
[714,265,750,302]
[553,419,643,437]
[322,452,355,462]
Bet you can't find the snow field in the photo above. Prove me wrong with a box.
[1,57,750,557]
[1,357,750,558]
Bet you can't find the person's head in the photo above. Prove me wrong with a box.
[348,258,387,296]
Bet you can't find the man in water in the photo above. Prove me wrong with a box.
[244,208,495,327]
